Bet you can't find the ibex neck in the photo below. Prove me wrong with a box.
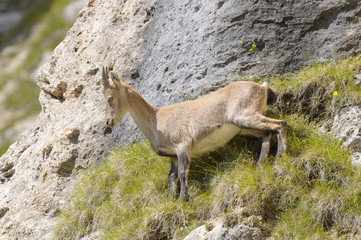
[126,87,158,142]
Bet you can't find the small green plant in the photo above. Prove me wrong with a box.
[246,41,271,77]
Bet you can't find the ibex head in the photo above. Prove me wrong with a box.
[102,66,129,127]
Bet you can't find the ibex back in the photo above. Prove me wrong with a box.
[102,67,287,200]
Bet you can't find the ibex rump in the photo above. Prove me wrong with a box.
[102,67,287,200]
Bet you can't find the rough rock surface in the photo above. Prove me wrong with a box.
[184,221,262,240]
[332,106,361,165]
[1,0,361,239]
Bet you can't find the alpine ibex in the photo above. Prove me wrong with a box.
[102,67,287,200]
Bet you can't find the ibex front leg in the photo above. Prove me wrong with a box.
[259,133,272,164]
[276,121,287,157]
[233,114,287,158]
[168,157,179,200]
[176,145,191,200]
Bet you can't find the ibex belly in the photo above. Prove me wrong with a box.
[192,123,240,154]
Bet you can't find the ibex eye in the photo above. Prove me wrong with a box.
[108,97,113,102]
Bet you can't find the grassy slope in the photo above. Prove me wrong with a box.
[55,56,361,239]
[0,0,73,156]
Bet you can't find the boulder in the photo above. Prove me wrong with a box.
[1,0,361,239]
[332,106,361,165]
[184,221,262,240]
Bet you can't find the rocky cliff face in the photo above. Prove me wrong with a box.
[1,0,361,239]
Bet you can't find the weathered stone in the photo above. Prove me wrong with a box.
[0,161,14,183]
[332,106,361,165]
[352,152,361,166]
[0,162,13,172]
[332,106,361,151]
[64,128,80,143]
[184,221,263,240]
[354,73,361,85]
[0,207,9,219]
[1,0,361,239]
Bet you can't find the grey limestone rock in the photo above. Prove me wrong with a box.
[332,106,361,165]
[184,221,262,240]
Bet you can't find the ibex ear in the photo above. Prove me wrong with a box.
[109,71,124,89]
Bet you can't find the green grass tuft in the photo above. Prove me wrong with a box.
[272,55,361,120]
[55,115,361,239]
[272,55,361,99]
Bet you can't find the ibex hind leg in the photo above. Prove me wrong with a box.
[233,114,287,158]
